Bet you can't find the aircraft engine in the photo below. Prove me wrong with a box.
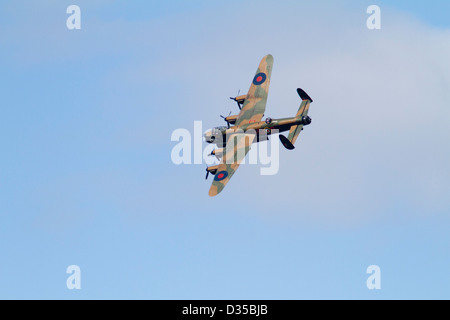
[210,148,224,159]
[205,165,219,179]
[230,95,247,109]
[224,115,238,125]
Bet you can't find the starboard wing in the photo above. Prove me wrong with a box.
[235,54,274,127]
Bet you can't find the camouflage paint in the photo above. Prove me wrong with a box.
[207,54,313,197]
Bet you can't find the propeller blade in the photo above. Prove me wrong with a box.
[205,169,209,180]
[236,90,241,109]
[220,112,232,128]
[230,90,242,110]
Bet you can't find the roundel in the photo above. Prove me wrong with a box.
[253,73,267,86]
[214,171,229,182]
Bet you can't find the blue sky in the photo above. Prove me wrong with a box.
[0,0,449,299]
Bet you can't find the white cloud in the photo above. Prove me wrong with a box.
[7,1,449,228]
[150,2,450,226]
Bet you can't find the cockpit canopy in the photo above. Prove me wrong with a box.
[214,126,228,132]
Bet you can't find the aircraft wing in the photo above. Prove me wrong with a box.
[235,54,274,127]
[208,132,256,197]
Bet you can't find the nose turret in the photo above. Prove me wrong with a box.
[204,130,216,143]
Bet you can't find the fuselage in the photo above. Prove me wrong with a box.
[204,116,311,145]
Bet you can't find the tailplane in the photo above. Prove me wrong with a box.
[279,88,313,150]
[279,134,295,150]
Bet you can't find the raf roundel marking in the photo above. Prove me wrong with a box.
[214,171,228,181]
[253,73,267,86]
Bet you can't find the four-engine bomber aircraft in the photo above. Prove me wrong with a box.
[204,54,313,197]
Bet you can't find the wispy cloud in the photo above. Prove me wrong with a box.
[2,1,449,230]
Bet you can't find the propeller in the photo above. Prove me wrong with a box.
[220,111,232,128]
[205,166,210,180]
[229,89,242,110]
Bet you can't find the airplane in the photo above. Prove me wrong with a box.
[204,54,313,197]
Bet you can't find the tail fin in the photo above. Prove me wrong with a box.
[297,88,313,103]
[279,134,295,150]
[282,88,313,148]
[294,88,313,118]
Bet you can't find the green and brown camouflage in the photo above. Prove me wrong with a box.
[208,133,255,197]
[288,98,311,145]
[205,55,313,196]
[235,54,273,126]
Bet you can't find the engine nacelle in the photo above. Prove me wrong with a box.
[231,95,246,109]
[205,165,220,179]
[206,165,219,175]
[224,115,238,125]
[234,95,246,104]
[210,148,224,158]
